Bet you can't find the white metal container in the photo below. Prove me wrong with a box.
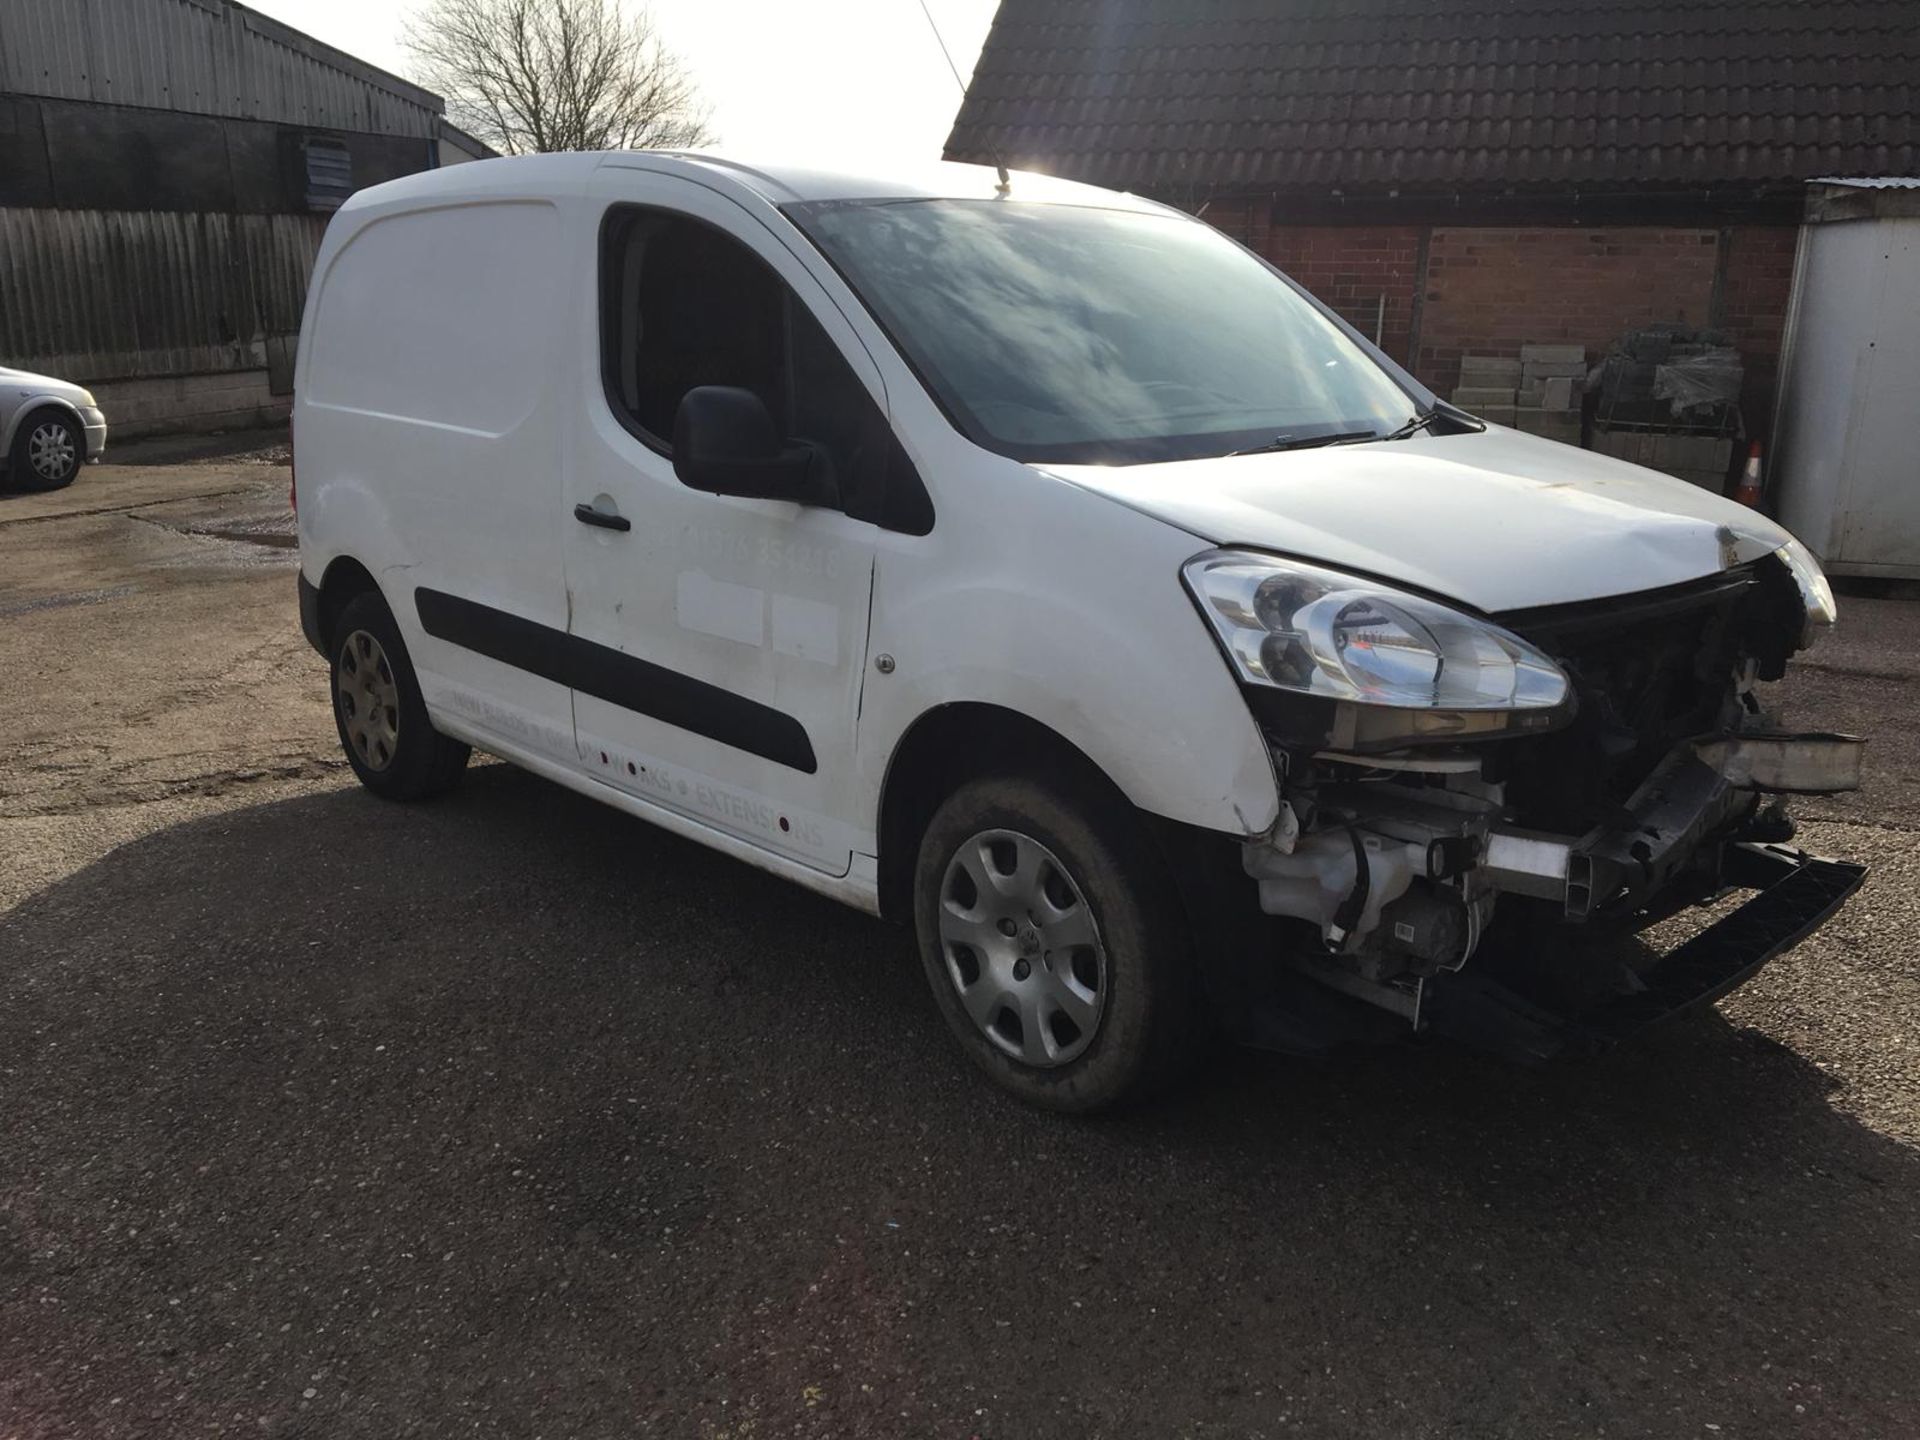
[1775,178,1920,577]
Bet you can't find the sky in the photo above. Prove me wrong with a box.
[242,0,1000,169]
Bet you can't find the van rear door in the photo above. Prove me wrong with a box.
[300,198,576,763]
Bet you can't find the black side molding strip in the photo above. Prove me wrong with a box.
[413,587,818,774]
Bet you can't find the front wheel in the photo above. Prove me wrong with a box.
[8,408,83,491]
[329,591,470,800]
[912,774,1204,1111]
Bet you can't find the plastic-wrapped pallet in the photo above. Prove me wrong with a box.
[1653,348,1744,416]
[1591,326,1743,427]
[1587,325,1743,492]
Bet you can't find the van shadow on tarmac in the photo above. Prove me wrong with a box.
[2,764,1914,1437]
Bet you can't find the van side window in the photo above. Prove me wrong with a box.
[599,206,932,535]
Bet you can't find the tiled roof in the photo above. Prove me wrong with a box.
[944,0,1920,194]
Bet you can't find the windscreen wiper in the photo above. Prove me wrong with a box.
[1379,410,1439,441]
[1387,402,1491,438]
[1228,428,1384,457]
[1228,407,1455,458]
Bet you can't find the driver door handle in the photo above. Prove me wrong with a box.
[574,502,631,533]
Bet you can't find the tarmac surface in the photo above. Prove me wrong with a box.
[2,442,1916,1437]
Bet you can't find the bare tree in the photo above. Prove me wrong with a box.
[404,0,714,155]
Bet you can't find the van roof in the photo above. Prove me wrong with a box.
[339,150,1171,216]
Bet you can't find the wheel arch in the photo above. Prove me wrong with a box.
[875,702,1135,924]
[3,399,87,464]
[314,554,384,649]
[875,700,1316,1051]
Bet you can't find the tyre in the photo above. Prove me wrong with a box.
[8,408,83,491]
[912,773,1204,1111]
[328,590,470,800]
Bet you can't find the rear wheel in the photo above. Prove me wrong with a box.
[912,774,1204,1111]
[329,590,470,800]
[8,408,83,491]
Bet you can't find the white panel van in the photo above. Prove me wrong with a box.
[295,153,1862,1109]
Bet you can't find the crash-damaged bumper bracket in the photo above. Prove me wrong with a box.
[1483,731,1866,921]
[1245,729,1868,1060]
[1422,842,1867,1061]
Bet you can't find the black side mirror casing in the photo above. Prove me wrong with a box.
[672,386,835,505]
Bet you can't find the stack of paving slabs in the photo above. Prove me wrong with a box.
[1450,345,1585,444]
[1513,344,1586,445]
[1589,428,1738,491]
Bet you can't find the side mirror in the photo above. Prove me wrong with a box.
[672,386,834,505]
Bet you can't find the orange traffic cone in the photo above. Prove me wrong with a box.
[1734,441,1764,507]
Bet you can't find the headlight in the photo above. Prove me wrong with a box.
[1776,539,1837,650]
[1182,550,1573,750]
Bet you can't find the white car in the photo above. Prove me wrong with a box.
[0,365,107,490]
[292,154,1864,1110]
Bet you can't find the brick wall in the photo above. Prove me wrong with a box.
[1219,213,1803,438]
[1203,197,1271,254]
[1416,227,1722,400]
[1258,225,1426,364]
[1716,225,1801,426]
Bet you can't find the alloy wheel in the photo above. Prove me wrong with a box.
[28,420,76,481]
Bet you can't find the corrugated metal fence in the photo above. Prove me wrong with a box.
[0,208,325,381]
[0,0,439,138]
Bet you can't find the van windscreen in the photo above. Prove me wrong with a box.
[788,199,1420,466]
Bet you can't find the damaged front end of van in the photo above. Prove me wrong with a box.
[1182,536,1866,1061]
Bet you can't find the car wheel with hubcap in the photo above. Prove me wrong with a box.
[8,408,83,491]
[937,828,1109,1068]
[329,590,471,800]
[337,627,403,773]
[913,773,1204,1111]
